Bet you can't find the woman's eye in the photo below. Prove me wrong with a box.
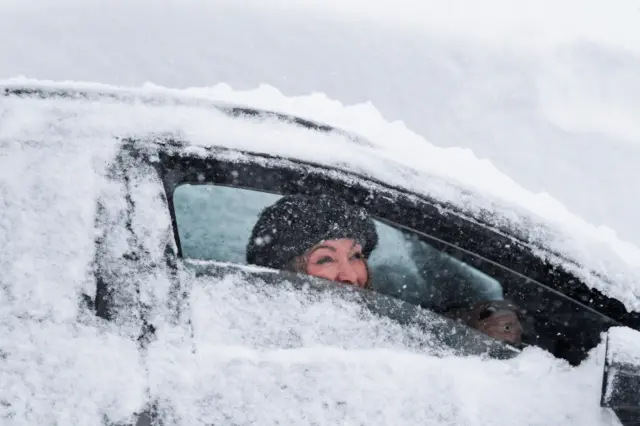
[315,256,334,265]
[350,252,364,261]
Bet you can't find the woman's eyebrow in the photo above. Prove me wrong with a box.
[309,245,337,254]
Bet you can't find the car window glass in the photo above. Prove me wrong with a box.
[174,184,281,263]
[368,225,503,308]
[176,183,505,307]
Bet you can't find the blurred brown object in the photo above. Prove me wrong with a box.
[446,300,524,346]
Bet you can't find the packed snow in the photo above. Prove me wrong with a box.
[1,0,639,425]
[606,326,640,367]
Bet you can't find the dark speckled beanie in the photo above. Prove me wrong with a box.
[246,194,378,270]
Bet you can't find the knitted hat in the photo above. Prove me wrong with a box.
[246,194,378,270]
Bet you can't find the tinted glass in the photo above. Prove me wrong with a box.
[174,183,503,305]
[174,184,280,263]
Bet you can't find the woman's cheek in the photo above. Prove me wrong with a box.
[356,261,369,284]
[307,263,336,280]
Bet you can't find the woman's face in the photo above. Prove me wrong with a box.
[302,238,368,287]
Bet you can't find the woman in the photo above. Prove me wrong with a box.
[246,194,379,288]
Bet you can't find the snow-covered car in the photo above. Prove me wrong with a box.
[2,83,640,426]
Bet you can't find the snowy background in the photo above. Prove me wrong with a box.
[1,0,640,425]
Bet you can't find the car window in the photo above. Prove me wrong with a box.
[174,183,503,307]
[174,184,281,264]
[368,223,504,309]
[173,182,616,364]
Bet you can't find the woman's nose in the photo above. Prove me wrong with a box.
[336,262,359,285]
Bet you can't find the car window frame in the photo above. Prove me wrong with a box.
[154,145,639,337]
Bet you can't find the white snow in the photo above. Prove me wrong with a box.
[0,319,145,426]
[145,272,614,425]
[3,79,638,310]
[606,326,640,367]
[0,134,143,425]
[1,0,639,424]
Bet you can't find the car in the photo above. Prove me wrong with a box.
[2,82,640,426]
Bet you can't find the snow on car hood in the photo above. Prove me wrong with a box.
[0,78,632,425]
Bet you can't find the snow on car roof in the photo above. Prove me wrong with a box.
[2,77,639,312]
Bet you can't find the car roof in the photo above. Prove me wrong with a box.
[2,80,639,312]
